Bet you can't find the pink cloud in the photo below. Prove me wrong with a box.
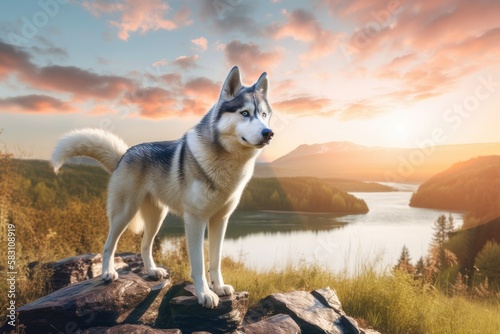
[123,87,178,118]
[183,77,220,99]
[0,41,134,101]
[173,55,199,70]
[331,0,500,110]
[0,94,75,113]
[0,41,34,79]
[191,37,208,51]
[82,0,190,41]
[267,9,341,61]
[224,40,283,79]
[24,65,134,101]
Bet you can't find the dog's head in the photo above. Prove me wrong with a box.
[215,66,274,150]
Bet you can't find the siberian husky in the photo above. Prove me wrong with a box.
[51,66,273,308]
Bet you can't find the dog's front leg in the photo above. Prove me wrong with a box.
[208,217,234,297]
[184,213,220,308]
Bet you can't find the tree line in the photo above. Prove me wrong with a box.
[394,215,500,295]
[13,160,369,214]
[410,155,500,225]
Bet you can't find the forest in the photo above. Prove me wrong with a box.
[410,155,500,225]
[11,159,369,214]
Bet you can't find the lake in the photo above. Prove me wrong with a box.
[159,183,463,274]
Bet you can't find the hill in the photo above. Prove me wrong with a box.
[13,159,368,214]
[447,216,500,273]
[409,155,500,222]
[255,141,500,182]
[239,177,368,213]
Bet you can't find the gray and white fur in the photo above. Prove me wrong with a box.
[50,66,273,308]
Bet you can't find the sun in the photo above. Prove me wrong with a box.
[377,109,418,147]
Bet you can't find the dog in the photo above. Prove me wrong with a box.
[50,66,273,308]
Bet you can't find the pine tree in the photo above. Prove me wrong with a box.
[426,215,458,284]
[431,214,456,268]
[415,256,426,279]
[394,245,415,274]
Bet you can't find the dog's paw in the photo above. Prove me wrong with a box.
[102,270,119,282]
[212,284,234,297]
[198,289,220,309]
[147,267,168,280]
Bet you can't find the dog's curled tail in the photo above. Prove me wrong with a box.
[51,128,129,174]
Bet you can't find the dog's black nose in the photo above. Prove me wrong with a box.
[262,128,274,141]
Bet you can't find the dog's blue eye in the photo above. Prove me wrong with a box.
[241,111,250,117]
[261,113,267,119]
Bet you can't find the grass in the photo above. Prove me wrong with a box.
[160,238,500,334]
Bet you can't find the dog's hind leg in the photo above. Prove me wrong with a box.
[184,213,220,308]
[102,182,143,282]
[140,194,168,279]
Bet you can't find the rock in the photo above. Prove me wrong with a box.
[240,314,300,334]
[156,282,248,334]
[83,324,181,333]
[312,288,380,334]
[246,290,342,334]
[16,272,171,333]
[29,253,148,291]
[311,287,344,315]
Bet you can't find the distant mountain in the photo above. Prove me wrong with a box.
[410,155,500,223]
[255,142,500,182]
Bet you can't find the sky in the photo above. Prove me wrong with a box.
[0,0,499,161]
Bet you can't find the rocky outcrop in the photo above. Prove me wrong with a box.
[15,272,171,333]
[29,252,145,291]
[244,288,371,334]
[1,254,380,334]
[156,282,248,334]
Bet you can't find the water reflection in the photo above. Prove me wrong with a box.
[158,190,464,273]
[158,211,348,239]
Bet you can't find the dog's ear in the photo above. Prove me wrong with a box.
[255,72,268,98]
[221,66,242,100]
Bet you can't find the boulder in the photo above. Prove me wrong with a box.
[240,314,300,334]
[311,288,344,315]
[83,324,181,333]
[246,288,381,334]
[248,290,342,334]
[16,272,171,333]
[156,282,248,334]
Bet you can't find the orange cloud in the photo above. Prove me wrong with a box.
[224,40,283,79]
[273,96,335,116]
[338,100,383,120]
[0,95,75,113]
